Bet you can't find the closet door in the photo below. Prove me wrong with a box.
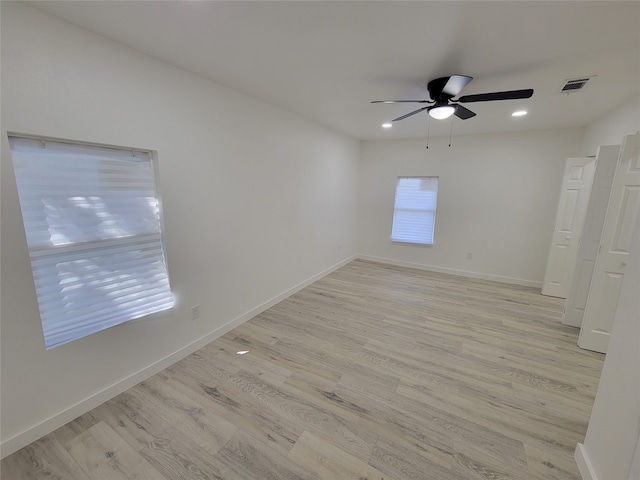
[541,157,595,298]
[579,134,640,353]
[562,145,620,327]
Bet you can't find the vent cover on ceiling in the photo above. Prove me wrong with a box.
[559,77,593,93]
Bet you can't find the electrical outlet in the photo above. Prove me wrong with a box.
[338,244,342,252]
[191,305,200,320]
[466,253,473,260]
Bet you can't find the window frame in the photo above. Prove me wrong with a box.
[391,176,439,246]
[8,133,174,349]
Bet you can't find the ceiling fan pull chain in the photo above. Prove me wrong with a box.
[448,116,454,147]
[425,117,431,149]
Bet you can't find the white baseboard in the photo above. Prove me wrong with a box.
[575,443,598,480]
[1,255,357,459]
[356,255,543,288]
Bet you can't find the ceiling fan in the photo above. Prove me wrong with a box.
[372,75,533,122]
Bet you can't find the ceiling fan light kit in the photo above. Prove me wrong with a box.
[428,105,456,119]
[372,75,534,123]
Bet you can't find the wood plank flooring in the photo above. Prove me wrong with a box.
[1,259,605,479]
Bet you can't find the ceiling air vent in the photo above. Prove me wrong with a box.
[559,77,593,94]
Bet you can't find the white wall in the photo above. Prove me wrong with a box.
[1,2,360,456]
[582,97,640,156]
[358,129,584,286]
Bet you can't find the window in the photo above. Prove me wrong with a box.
[9,135,174,349]
[391,176,439,245]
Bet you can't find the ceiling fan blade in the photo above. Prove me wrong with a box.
[392,106,430,122]
[371,100,432,104]
[458,89,533,103]
[442,75,473,97]
[454,104,476,120]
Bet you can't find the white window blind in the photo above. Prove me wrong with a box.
[9,136,174,349]
[391,176,439,245]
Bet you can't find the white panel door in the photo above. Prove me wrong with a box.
[541,157,596,298]
[562,145,620,327]
[579,134,640,353]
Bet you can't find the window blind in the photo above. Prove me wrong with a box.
[9,136,174,349]
[391,176,439,245]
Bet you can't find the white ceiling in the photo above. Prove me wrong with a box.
[28,1,640,140]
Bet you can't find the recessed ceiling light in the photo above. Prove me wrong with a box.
[512,110,528,117]
[382,123,393,128]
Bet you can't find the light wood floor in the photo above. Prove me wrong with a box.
[2,259,605,480]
